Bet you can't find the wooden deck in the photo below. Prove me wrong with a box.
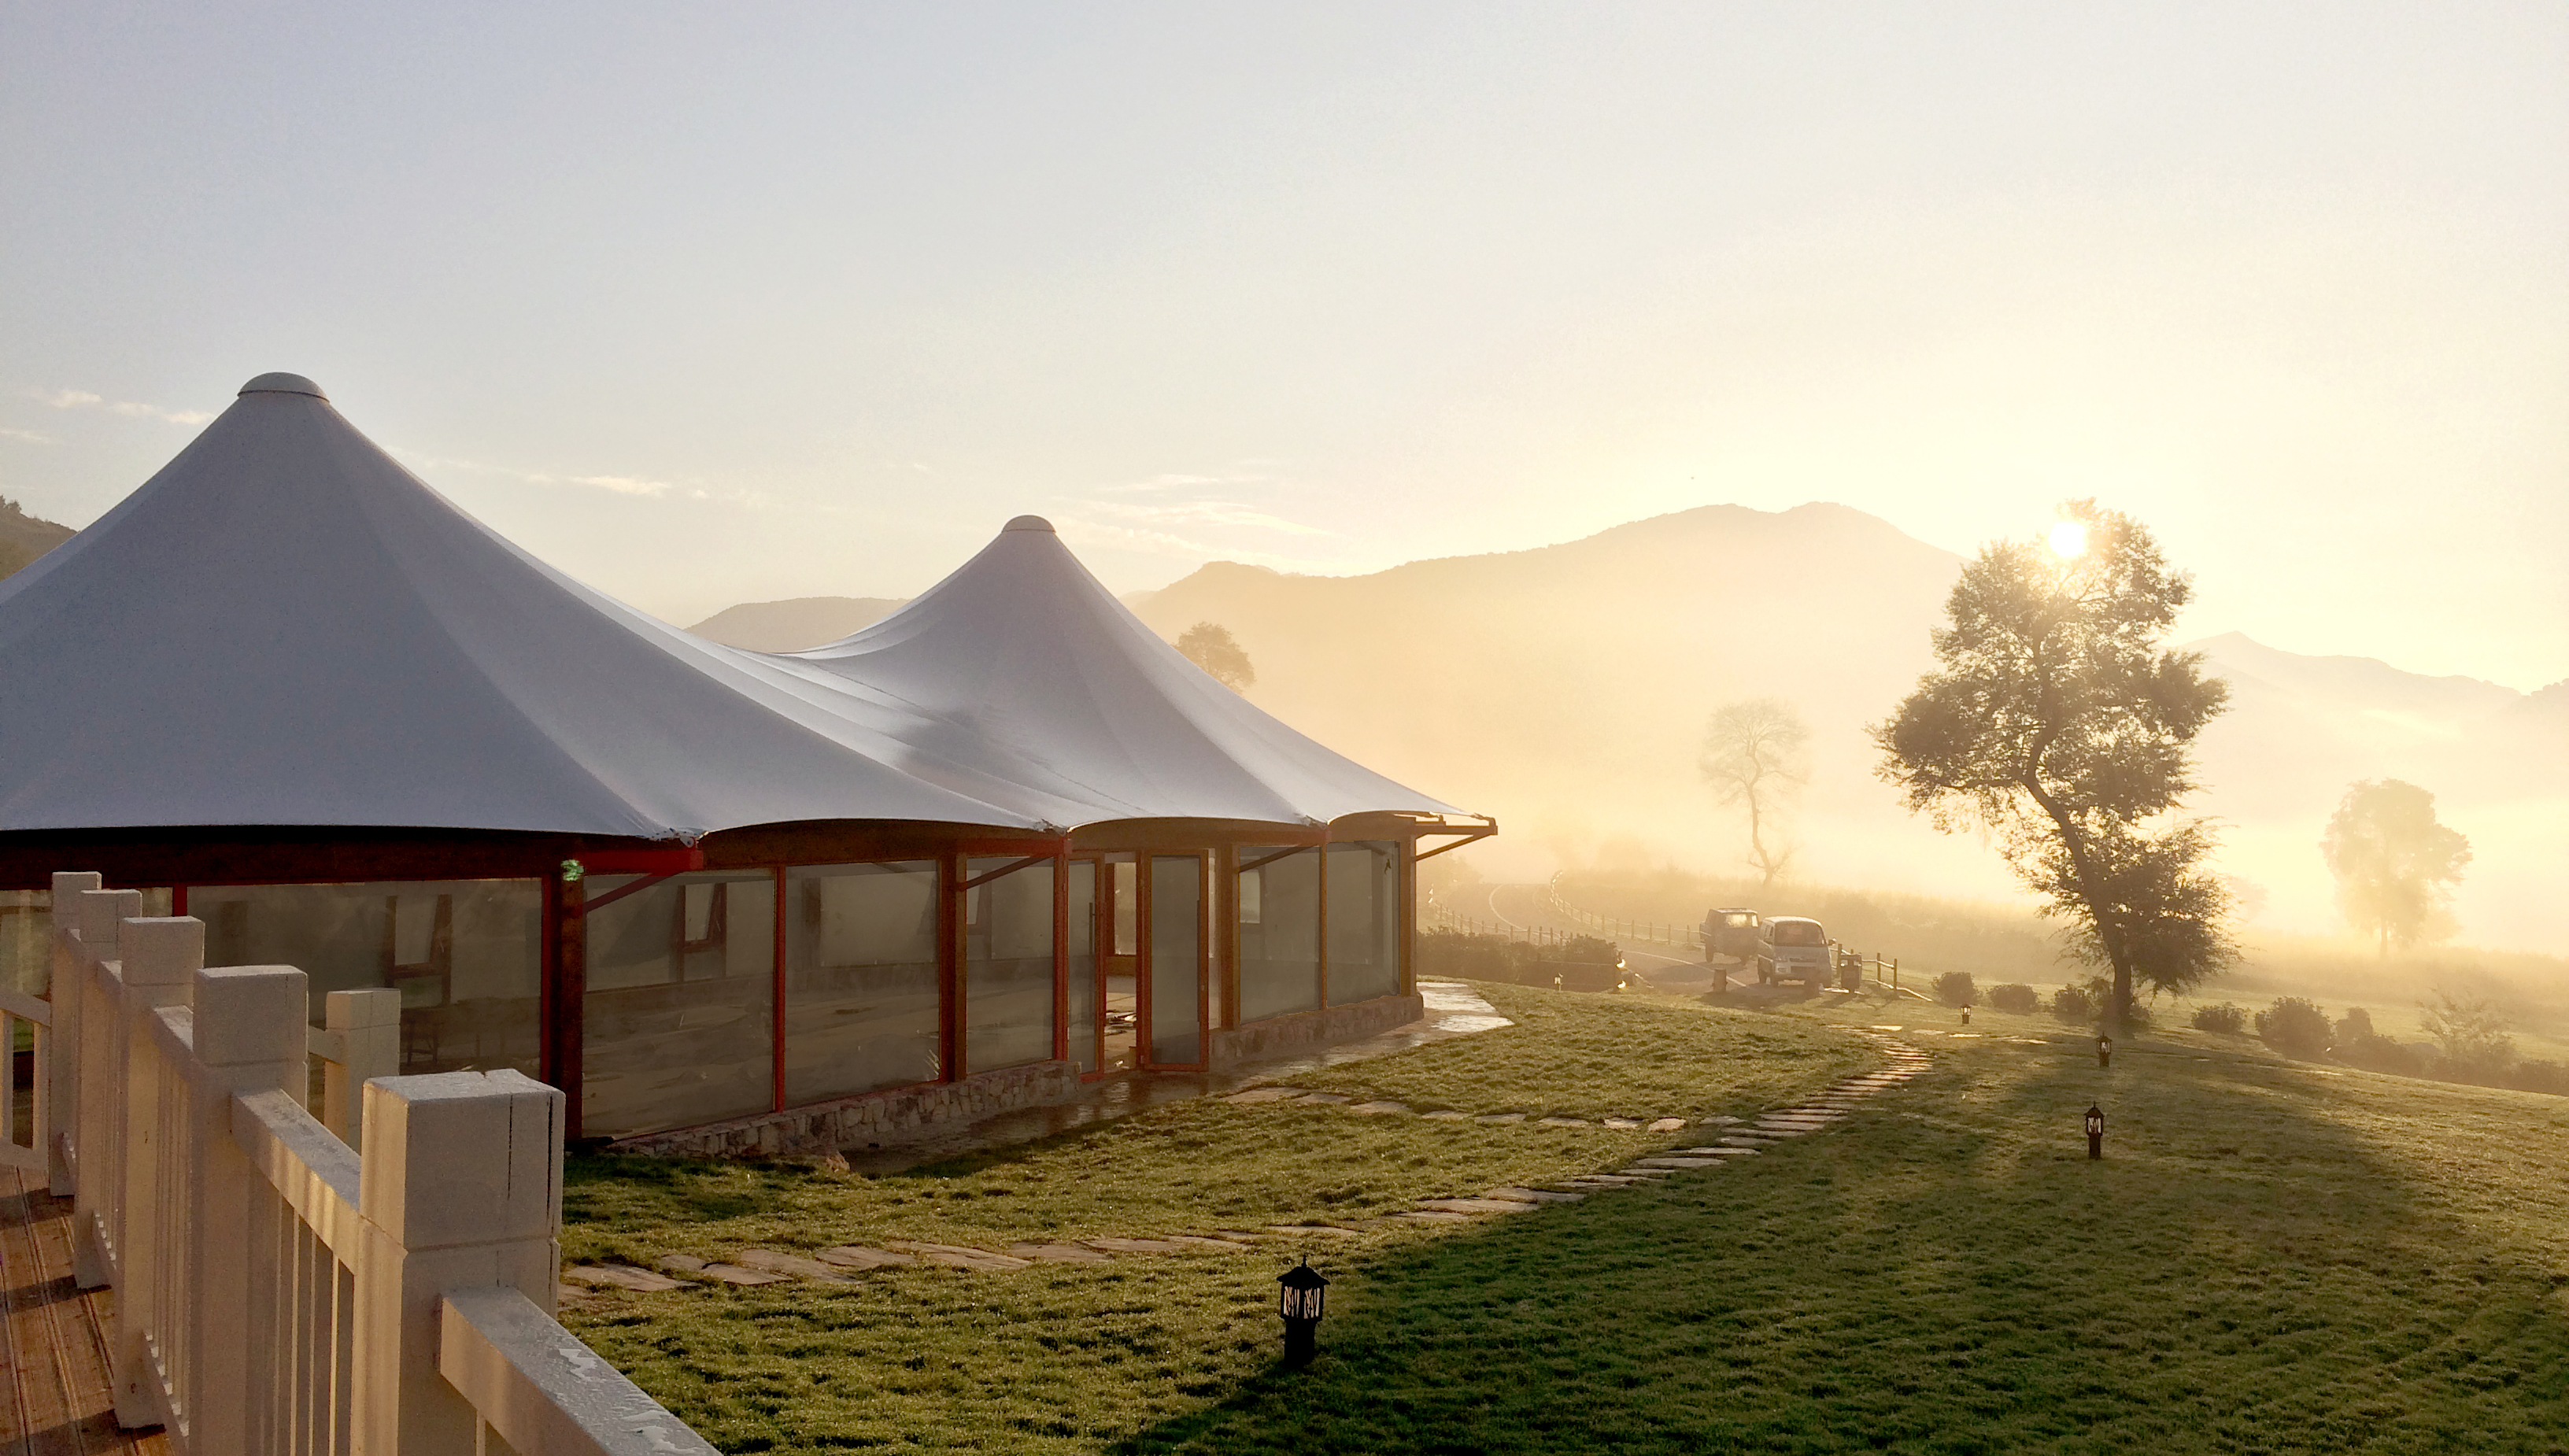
[0,1169,165,1455]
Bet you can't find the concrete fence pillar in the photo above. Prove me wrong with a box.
[177,963,311,1451]
[320,988,403,1151]
[68,892,147,1290]
[352,1070,564,1456]
[45,871,100,1195]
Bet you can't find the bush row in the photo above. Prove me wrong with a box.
[1418,927,1621,989]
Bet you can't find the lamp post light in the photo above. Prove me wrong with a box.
[2096,1034,2113,1069]
[2086,1104,2104,1160]
[1277,1258,1329,1367]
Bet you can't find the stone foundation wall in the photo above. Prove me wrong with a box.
[605,1059,1083,1159]
[1207,992,1425,1069]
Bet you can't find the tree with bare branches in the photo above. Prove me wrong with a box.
[1699,698,1809,889]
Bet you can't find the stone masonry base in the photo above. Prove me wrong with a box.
[605,1059,1083,1159]
[1206,991,1425,1069]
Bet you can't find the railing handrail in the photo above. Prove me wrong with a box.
[39,878,715,1454]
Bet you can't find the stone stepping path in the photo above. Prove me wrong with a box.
[567,1038,1932,1296]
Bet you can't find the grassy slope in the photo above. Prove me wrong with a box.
[564,987,2569,1453]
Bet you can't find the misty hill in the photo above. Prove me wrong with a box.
[0,498,73,581]
[1123,504,2563,948]
[687,597,907,652]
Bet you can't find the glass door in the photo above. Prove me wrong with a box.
[1143,854,1205,1067]
[1100,856,1139,1074]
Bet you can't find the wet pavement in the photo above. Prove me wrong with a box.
[839,981,1512,1176]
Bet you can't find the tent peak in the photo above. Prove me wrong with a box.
[1002,515,1055,534]
[238,372,327,401]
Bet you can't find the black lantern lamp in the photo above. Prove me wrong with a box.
[2085,1103,2105,1159]
[1277,1258,1329,1366]
[2096,1034,2113,1068]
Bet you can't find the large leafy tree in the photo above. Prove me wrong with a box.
[1698,697,1809,889]
[1175,621,1255,692]
[2321,779,2471,955]
[1872,501,2234,1033]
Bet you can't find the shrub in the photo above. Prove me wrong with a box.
[1933,972,1977,1007]
[1418,929,1621,986]
[1988,983,2040,1015]
[2254,996,2332,1059]
[2191,1002,2246,1034]
[2050,984,2094,1022]
[2335,1006,2375,1044]
[2509,1060,2569,1097]
[2337,1033,2422,1077]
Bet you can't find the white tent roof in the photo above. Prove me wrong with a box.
[765,517,1471,829]
[0,375,1043,840]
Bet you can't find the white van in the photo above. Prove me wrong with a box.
[1755,916,1832,985]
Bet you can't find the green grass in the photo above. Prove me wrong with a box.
[561,984,2569,1453]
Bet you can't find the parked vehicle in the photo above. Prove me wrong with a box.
[1755,916,1832,985]
[1702,907,1762,966]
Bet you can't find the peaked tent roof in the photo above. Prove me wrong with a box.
[766,516,1471,829]
[0,374,1043,840]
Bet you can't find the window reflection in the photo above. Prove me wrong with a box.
[582,872,776,1137]
[784,862,941,1104]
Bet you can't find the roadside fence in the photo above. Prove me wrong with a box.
[41,870,718,1455]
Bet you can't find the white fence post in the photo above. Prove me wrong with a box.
[46,870,100,1195]
[70,886,142,1287]
[106,915,202,1430]
[180,963,310,1451]
[353,1070,564,1456]
[314,987,402,1151]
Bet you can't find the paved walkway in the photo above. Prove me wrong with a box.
[838,980,1513,1176]
[567,1033,1935,1298]
[0,1169,167,1456]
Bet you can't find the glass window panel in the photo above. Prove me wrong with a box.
[784,862,941,1104]
[1066,862,1097,1074]
[1326,844,1401,1006]
[1236,847,1319,1022]
[187,879,541,1078]
[0,891,47,998]
[1111,861,1137,956]
[1148,855,1201,1065]
[581,872,776,1137]
[964,859,1055,1075]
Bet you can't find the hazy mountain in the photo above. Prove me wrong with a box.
[687,597,907,652]
[0,498,73,581]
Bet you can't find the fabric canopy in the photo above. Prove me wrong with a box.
[0,375,1041,839]
[763,516,1469,828]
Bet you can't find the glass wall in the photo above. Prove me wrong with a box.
[1325,842,1403,1006]
[1148,855,1202,1065]
[784,861,941,1104]
[582,872,777,1137]
[190,879,542,1077]
[964,857,1055,1074]
[1236,847,1320,1022]
[1066,861,1098,1074]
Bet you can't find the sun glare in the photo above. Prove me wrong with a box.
[2048,522,2088,560]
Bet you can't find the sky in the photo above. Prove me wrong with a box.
[4,3,2563,689]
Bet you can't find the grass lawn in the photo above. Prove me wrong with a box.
[561,983,2569,1453]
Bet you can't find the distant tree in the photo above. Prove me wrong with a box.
[2321,780,2471,956]
[1988,983,2041,1015]
[1932,971,1977,1007]
[2191,1002,2247,1034]
[1699,698,1809,889]
[2255,997,2331,1059]
[2420,989,2513,1077]
[1872,499,2235,1035]
[1175,621,1255,692]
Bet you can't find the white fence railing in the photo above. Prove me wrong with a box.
[40,870,717,1455]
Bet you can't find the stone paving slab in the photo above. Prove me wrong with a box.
[1602,1118,1643,1129]
[1269,1225,1366,1238]
[1008,1242,1111,1262]
[1390,1210,1474,1224]
[1166,1236,1259,1252]
[815,1245,919,1270]
[1294,1092,1353,1105]
[1223,1086,1305,1104]
[1632,1157,1725,1170]
[1565,1173,1653,1185]
[1485,1187,1585,1203]
[564,1263,687,1293]
[734,1249,855,1283]
[1421,1110,1470,1120]
[1647,1118,1688,1132]
[887,1241,1035,1271]
[1611,1166,1676,1177]
[1210,1229,1273,1243]
[1536,1116,1589,1127]
[1347,1101,1411,1115]
[1474,1112,1527,1124]
[1417,1198,1541,1214]
[1676,1147,1761,1157]
[658,1255,790,1286]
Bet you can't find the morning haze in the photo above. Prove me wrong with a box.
[5,5,2567,1453]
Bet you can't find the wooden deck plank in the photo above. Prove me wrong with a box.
[0,1170,164,1455]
